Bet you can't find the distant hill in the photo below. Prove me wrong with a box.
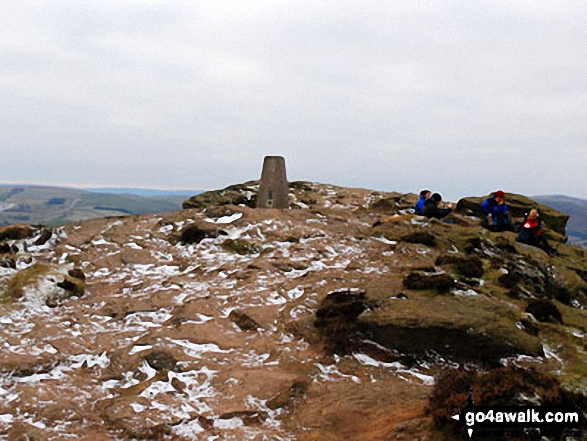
[83,187,201,197]
[0,185,202,226]
[533,195,587,247]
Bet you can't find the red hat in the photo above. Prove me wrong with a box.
[495,190,505,198]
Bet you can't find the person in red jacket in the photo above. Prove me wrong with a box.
[516,209,552,254]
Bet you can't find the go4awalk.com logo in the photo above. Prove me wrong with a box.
[451,405,584,438]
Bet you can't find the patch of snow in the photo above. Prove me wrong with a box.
[289,305,313,319]
[0,267,17,277]
[23,417,47,429]
[373,236,397,245]
[0,387,18,403]
[168,339,231,358]
[120,371,140,389]
[183,313,214,324]
[220,307,238,318]
[13,364,70,383]
[124,310,173,328]
[131,402,147,413]
[92,237,113,246]
[214,417,244,429]
[287,287,304,300]
[172,418,206,437]
[158,224,174,233]
[543,344,564,368]
[205,213,243,224]
[101,380,120,390]
[353,353,435,386]
[93,267,111,277]
[315,363,361,383]
[138,360,157,380]
[265,291,287,305]
[0,414,14,423]
[454,289,479,297]
[411,217,428,225]
[363,266,389,274]
[241,351,271,367]
[70,352,110,369]
[140,380,175,398]
[129,345,153,355]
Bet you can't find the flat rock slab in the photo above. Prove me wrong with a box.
[360,294,544,363]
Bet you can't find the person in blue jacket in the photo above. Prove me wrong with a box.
[414,190,431,215]
[482,190,515,231]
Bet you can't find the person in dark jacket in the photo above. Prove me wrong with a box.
[516,209,552,254]
[481,190,515,231]
[414,190,431,215]
[423,193,452,219]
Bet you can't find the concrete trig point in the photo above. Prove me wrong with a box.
[256,156,288,209]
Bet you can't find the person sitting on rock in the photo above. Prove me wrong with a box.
[423,193,452,219]
[516,209,552,254]
[414,189,431,215]
[481,190,515,231]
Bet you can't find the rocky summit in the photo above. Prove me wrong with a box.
[0,182,586,440]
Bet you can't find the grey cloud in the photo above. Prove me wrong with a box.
[1,1,586,200]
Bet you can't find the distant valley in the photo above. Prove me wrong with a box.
[534,195,587,247]
[0,185,202,227]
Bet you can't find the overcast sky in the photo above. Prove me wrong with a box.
[1,0,586,201]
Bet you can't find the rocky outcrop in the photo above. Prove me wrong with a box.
[3,262,85,306]
[178,224,227,244]
[0,224,36,241]
[456,193,569,238]
[358,295,544,364]
[229,310,262,331]
[403,271,455,292]
[182,181,259,209]
[33,228,53,246]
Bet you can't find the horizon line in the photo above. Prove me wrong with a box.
[0,180,209,192]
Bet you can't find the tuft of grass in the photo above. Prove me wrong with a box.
[4,262,54,300]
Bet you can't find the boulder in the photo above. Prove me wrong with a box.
[403,272,455,293]
[144,350,178,371]
[0,224,36,241]
[435,254,484,279]
[315,290,375,354]
[179,224,227,245]
[526,299,563,324]
[0,243,18,253]
[183,182,259,209]
[33,228,53,246]
[400,231,437,247]
[0,256,16,269]
[222,238,259,255]
[229,310,262,331]
[370,193,416,213]
[68,268,86,280]
[359,295,544,364]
